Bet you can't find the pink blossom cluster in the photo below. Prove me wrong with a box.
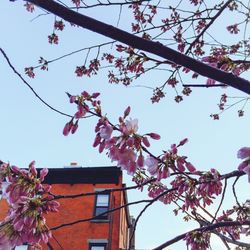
[197,168,222,206]
[202,47,245,85]
[93,107,161,175]
[212,200,250,241]
[0,161,59,249]
[147,168,222,212]
[63,91,101,136]
[185,231,210,250]
[145,139,196,181]
[54,20,65,31]
[129,3,157,33]
[48,33,59,45]
[217,211,241,240]
[63,90,250,249]
[75,59,100,77]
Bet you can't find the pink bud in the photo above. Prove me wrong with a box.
[81,91,89,98]
[178,138,188,147]
[127,137,134,147]
[29,161,37,176]
[185,162,196,173]
[93,135,101,147]
[137,155,144,168]
[142,137,150,147]
[119,117,123,123]
[148,133,161,140]
[177,159,185,172]
[206,78,216,85]
[40,168,49,181]
[171,144,177,154]
[69,95,76,103]
[11,165,21,174]
[99,141,105,153]
[71,121,79,134]
[92,92,100,98]
[63,122,71,136]
[201,56,210,62]
[124,106,131,118]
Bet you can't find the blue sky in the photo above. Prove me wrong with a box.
[0,1,250,249]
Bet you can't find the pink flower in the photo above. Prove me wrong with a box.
[123,118,138,135]
[237,147,250,160]
[99,124,113,140]
[178,138,188,147]
[145,156,158,175]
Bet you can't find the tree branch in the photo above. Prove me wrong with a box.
[51,178,155,200]
[26,0,250,95]
[185,0,233,54]
[153,220,250,250]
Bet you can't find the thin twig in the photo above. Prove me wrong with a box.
[212,178,227,223]
[51,178,155,200]
[0,48,72,118]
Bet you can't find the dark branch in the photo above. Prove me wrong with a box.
[27,0,250,95]
[153,220,250,250]
[51,178,155,200]
[72,0,151,9]
[51,187,178,231]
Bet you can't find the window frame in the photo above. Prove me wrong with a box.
[89,242,107,250]
[93,192,110,220]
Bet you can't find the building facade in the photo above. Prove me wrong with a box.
[0,166,135,250]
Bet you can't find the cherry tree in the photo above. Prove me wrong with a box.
[0,0,250,249]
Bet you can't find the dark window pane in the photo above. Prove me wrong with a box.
[95,207,108,216]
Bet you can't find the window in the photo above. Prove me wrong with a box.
[94,193,110,219]
[89,243,107,250]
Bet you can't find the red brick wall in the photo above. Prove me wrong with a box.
[44,182,123,250]
[0,175,129,250]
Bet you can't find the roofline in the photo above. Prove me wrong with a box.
[36,166,122,185]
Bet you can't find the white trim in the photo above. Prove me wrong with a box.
[88,239,108,243]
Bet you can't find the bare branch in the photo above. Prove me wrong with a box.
[72,0,152,9]
[185,0,233,54]
[51,178,155,200]
[0,47,72,118]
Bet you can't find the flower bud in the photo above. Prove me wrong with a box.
[148,133,161,140]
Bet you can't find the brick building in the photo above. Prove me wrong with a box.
[0,165,135,250]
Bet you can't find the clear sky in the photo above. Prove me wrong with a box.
[0,1,249,249]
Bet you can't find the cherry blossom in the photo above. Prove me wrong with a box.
[0,161,59,249]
